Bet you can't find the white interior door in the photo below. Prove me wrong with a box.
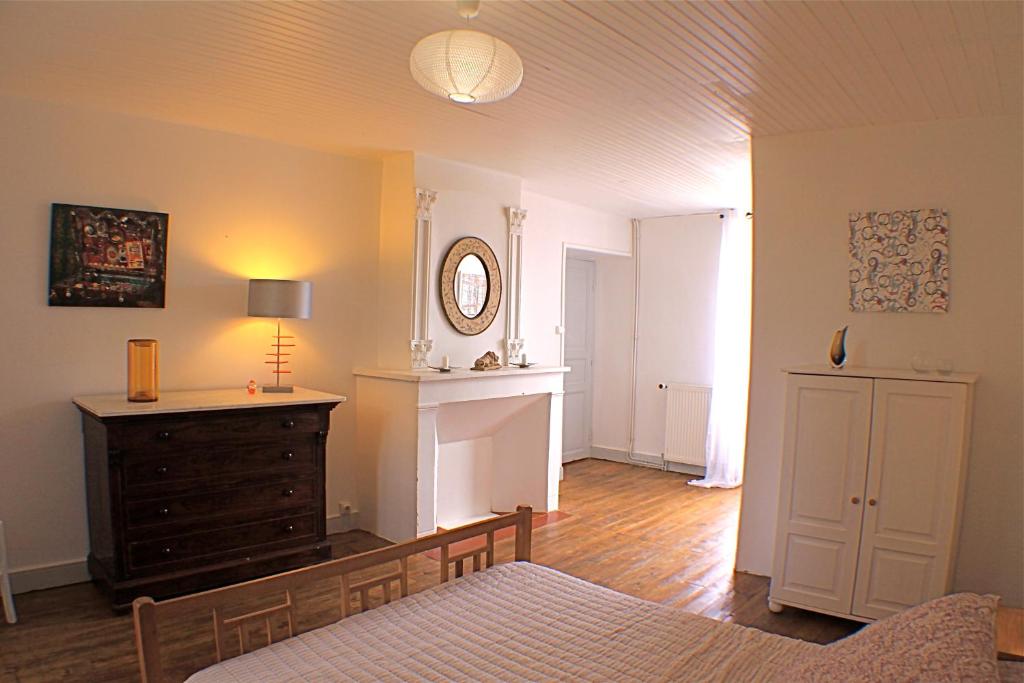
[852,379,968,620]
[770,374,873,615]
[562,256,594,462]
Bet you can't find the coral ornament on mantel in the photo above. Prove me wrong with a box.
[471,351,502,371]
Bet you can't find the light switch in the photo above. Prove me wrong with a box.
[555,325,565,335]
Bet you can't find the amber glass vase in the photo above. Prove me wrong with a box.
[127,339,159,402]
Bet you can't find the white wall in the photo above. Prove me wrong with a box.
[520,191,632,366]
[632,215,722,458]
[737,114,1024,606]
[435,438,493,529]
[591,252,635,451]
[574,215,723,460]
[415,155,521,368]
[0,95,381,587]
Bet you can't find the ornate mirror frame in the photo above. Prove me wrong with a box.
[440,237,502,336]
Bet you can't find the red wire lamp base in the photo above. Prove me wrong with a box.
[263,319,295,393]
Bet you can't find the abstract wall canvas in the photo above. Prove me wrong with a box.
[49,204,169,308]
[849,209,949,313]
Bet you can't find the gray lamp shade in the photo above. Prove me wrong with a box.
[247,279,312,319]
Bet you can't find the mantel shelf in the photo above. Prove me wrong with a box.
[353,365,570,383]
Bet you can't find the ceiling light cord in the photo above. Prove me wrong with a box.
[456,0,480,20]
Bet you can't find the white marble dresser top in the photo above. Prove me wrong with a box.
[73,387,346,418]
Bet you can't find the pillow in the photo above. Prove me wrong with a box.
[790,593,1000,682]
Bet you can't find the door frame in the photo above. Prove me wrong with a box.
[558,243,630,471]
[558,242,630,367]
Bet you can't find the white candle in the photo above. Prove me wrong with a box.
[442,355,450,370]
[520,353,527,365]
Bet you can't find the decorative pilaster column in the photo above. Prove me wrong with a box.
[410,189,437,368]
[504,207,527,365]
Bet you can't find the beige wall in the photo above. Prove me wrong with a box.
[736,115,1024,606]
[0,95,635,589]
[0,95,381,587]
[375,152,416,369]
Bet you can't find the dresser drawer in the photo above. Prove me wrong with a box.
[126,478,315,529]
[122,439,316,492]
[128,513,317,570]
[110,407,324,453]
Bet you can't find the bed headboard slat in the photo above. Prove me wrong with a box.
[133,505,534,683]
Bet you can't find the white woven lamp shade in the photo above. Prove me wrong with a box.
[410,29,523,104]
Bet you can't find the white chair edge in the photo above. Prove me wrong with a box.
[0,520,16,624]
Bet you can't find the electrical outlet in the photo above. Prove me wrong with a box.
[338,501,357,516]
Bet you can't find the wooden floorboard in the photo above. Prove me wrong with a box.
[0,458,861,682]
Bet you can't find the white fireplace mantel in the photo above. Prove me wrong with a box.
[353,365,569,383]
[354,366,569,541]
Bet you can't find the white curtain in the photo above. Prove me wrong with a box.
[690,210,752,489]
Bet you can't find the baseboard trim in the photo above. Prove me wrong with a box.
[666,461,706,477]
[589,445,658,467]
[13,516,357,594]
[10,558,90,594]
[588,446,706,477]
[562,448,590,464]
[326,512,359,535]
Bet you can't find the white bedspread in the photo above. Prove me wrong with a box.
[189,562,816,682]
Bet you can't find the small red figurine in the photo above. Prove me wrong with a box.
[247,379,257,395]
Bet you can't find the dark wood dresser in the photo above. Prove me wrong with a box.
[73,387,345,609]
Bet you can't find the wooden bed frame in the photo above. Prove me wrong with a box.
[133,506,533,683]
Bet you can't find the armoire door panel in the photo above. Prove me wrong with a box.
[770,374,873,615]
[852,379,968,620]
[789,390,860,528]
[781,535,845,597]
[871,393,953,541]
[857,547,936,615]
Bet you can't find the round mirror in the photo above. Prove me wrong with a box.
[454,254,488,318]
[440,237,501,335]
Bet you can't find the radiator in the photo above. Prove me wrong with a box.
[663,383,712,466]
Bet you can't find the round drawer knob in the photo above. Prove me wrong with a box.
[157,431,171,441]
[868,498,878,506]
[282,419,296,429]
[282,489,295,497]
[155,465,168,475]
[161,547,172,555]
[284,525,295,533]
[850,496,861,504]
[158,507,170,516]
[282,451,294,461]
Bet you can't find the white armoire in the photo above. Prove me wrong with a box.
[768,365,976,622]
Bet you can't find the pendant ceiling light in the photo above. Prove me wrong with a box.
[409,0,523,104]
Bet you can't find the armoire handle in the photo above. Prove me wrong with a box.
[850,496,861,505]
[868,498,877,506]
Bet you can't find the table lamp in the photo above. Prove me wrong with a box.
[247,279,312,393]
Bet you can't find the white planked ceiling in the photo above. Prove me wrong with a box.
[0,1,1020,215]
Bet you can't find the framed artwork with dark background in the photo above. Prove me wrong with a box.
[48,203,169,308]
